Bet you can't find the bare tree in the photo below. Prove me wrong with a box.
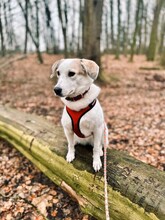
[24,0,29,54]
[0,2,5,56]
[104,5,110,52]
[110,0,114,52]
[77,0,83,56]
[143,3,148,54]
[130,0,143,62]
[57,0,68,57]
[137,0,144,54]
[43,0,57,53]
[147,0,164,61]
[123,0,131,56]
[35,0,43,63]
[115,0,121,59]
[159,14,165,54]
[8,0,17,49]
[82,0,103,67]
[0,0,164,63]
[17,0,43,63]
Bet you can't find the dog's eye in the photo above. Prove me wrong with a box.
[57,71,60,77]
[68,71,75,77]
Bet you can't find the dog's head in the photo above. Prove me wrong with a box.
[50,58,99,98]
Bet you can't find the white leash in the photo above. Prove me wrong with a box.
[104,124,110,220]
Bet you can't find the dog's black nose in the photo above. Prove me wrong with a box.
[54,87,62,96]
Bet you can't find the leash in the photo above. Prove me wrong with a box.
[104,124,110,220]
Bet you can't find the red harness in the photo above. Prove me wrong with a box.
[66,99,96,138]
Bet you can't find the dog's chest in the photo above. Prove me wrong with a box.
[61,99,104,138]
[62,107,94,136]
[61,106,97,136]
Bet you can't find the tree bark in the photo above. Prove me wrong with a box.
[104,7,109,52]
[77,0,83,56]
[82,0,103,69]
[115,0,121,59]
[143,3,148,54]
[57,0,68,58]
[147,0,164,61]
[0,3,5,56]
[123,0,131,56]
[35,0,43,63]
[130,0,142,62]
[0,105,164,220]
[159,15,165,54]
[42,0,56,54]
[24,0,29,54]
[137,0,144,54]
[17,0,43,63]
[110,0,114,52]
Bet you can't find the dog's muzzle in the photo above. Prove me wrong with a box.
[54,87,62,96]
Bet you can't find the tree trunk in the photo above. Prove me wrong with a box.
[24,0,29,54]
[8,0,17,50]
[77,0,83,56]
[70,0,76,55]
[110,0,114,52]
[130,0,142,62]
[43,0,56,54]
[35,0,43,63]
[17,0,43,63]
[82,0,103,69]
[3,2,8,47]
[158,15,165,54]
[124,0,131,56]
[137,0,144,54]
[57,0,68,58]
[0,3,5,56]
[0,105,165,220]
[147,0,164,61]
[105,7,109,52]
[115,0,121,59]
[143,3,148,54]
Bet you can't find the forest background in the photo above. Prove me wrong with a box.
[0,0,165,68]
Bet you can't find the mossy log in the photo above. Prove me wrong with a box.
[0,105,165,220]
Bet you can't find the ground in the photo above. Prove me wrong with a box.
[0,54,165,219]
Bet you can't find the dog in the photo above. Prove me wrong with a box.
[51,58,108,172]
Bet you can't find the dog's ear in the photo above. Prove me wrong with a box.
[50,59,64,78]
[80,59,99,80]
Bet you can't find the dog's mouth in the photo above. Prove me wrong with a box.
[54,86,76,98]
[65,89,75,98]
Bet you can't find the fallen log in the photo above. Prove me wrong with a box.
[0,105,164,220]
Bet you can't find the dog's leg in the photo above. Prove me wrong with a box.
[93,125,104,172]
[63,128,75,162]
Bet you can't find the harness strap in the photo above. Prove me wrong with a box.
[66,99,96,138]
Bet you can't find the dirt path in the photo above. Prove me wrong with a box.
[0,54,165,219]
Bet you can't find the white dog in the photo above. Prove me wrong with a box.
[51,58,108,171]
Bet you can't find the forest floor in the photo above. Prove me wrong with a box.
[0,53,165,220]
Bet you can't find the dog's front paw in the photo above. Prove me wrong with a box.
[93,157,102,172]
[66,151,75,163]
